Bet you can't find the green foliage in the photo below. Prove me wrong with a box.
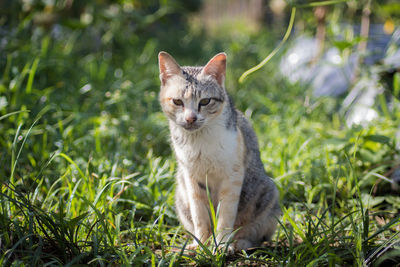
[1,0,400,266]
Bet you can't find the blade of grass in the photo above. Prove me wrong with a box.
[11,116,41,186]
[365,231,400,265]
[56,153,86,180]
[294,0,348,8]
[26,57,39,94]
[238,7,296,83]
[0,110,30,121]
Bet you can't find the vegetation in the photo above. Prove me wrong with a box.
[1,0,399,265]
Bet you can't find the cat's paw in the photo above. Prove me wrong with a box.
[226,244,236,255]
[186,242,198,251]
[216,230,233,246]
[231,239,253,252]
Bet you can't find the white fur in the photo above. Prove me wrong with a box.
[171,104,245,245]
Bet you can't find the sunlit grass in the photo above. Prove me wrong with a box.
[1,4,400,265]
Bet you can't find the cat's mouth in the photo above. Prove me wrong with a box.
[181,122,202,132]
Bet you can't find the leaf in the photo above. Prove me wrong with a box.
[348,194,385,209]
[332,40,354,51]
[359,148,379,163]
[361,194,385,208]
[324,138,347,150]
[332,37,363,52]
[385,196,400,209]
[364,135,391,145]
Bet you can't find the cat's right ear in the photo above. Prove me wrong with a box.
[158,51,183,86]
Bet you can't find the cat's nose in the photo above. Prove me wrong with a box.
[185,113,197,124]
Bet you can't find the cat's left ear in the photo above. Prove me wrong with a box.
[201,52,226,87]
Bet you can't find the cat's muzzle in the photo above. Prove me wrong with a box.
[181,121,202,131]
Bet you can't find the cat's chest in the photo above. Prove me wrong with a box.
[172,126,238,176]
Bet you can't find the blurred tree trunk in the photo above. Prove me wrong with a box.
[358,0,372,56]
[312,6,327,65]
[354,0,372,80]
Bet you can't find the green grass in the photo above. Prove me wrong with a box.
[1,3,400,266]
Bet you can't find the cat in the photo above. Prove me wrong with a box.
[158,51,281,252]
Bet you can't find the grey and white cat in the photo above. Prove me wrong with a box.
[158,51,281,252]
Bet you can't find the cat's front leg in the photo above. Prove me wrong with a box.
[185,176,211,246]
[216,172,244,246]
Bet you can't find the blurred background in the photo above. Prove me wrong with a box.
[1,0,399,162]
[1,0,400,264]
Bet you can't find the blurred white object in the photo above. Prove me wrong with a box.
[312,48,356,97]
[280,36,354,96]
[384,29,400,69]
[280,36,317,84]
[342,75,382,126]
[280,27,400,126]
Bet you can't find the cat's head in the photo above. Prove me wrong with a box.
[158,52,227,132]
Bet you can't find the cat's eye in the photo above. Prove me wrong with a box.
[172,99,183,106]
[199,98,211,106]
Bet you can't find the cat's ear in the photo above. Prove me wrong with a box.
[201,52,226,87]
[158,51,183,86]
